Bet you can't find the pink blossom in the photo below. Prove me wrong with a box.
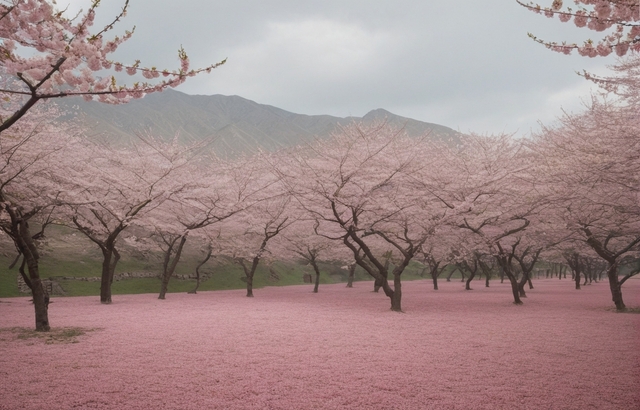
[596,43,612,56]
[0,279,637,409]
[614,43,629,57]
[574,11,588,27]
[558,13,571,23]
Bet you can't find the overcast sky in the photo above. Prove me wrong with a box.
[64,0,621,136]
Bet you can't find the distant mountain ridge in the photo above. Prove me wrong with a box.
[58,89,459,154]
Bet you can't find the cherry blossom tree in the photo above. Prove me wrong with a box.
[0,100,74,330]
[59,136,198,304]
[0,0,225,133]
[214,154,293,298]
[514,246,542,293]
[476,253,497,288]
[531,96,640,310]
[446,236,489,291]
[282,122,447,312]
[0,0,224,329]
[188,238,214,294]
[219,198,293,298]
[275,219,337,293]
[137,156,248,299]
[437,134,546,305]
[517,0,640,57]
[419,233,458,291]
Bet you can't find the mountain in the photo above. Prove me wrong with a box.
[58,89,459,154]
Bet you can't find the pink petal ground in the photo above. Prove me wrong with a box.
[1,279,638,409]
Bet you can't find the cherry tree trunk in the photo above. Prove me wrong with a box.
[99,247,120,304]
[31,278,50,332]
[575,270,581,290]
[606,264,625,311]
[373,277,383,293]
[234,257,260,297]
[311,260,321,293]
[24,248,49,331]
[507,272,523,305]
[6,215,49,330]
[432,272,439,290]
[390,273,402,312]
[246,274,254,297]
[517,272,531,298]
[159,235,188,300]
[496,255,522,304]
[374,258,391,292]
[189,248,212,294]
[346,264,355,288]
[465,271,476,290]
[478,263,491,288]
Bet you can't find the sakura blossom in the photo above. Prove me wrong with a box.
[518,0,640,57]
[0,0,225,132]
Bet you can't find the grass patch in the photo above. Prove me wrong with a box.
[0,255,21,298]
[0,327,100,344]
[0,225,472,299]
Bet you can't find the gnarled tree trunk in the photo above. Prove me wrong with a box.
[189,247,212,294]
[3,208,50,331]
[99,246,120,304]
[310,259,321,293]
[346,263,356,288]
[159,235,188,300]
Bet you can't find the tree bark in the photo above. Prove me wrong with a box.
[426,260,445,290]
[517,274,528,297]
[463,259,478,291]
[22,236,50,331]
[18,256,33,291]
[310,260,321,293]
[506,271,523,305]
[99,246,120,304]
[237,257,260,298]
[159,235,187,300]
[346,263,355,288]
[495,251,522,305]
[374,257,391,292]
[246,274,254,297]
[606,263,625,311]
[391,272,402,312]
[189,247,212,294]
[465,270,476,290]
[10,220,50,330]
[373,277,383,292]
[565,253,582,291]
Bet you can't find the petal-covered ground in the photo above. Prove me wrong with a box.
[1,278,639,410]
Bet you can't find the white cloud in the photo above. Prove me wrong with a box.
[56,1,627,136]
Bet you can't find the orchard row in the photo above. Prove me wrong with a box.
[2,89,638,330]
